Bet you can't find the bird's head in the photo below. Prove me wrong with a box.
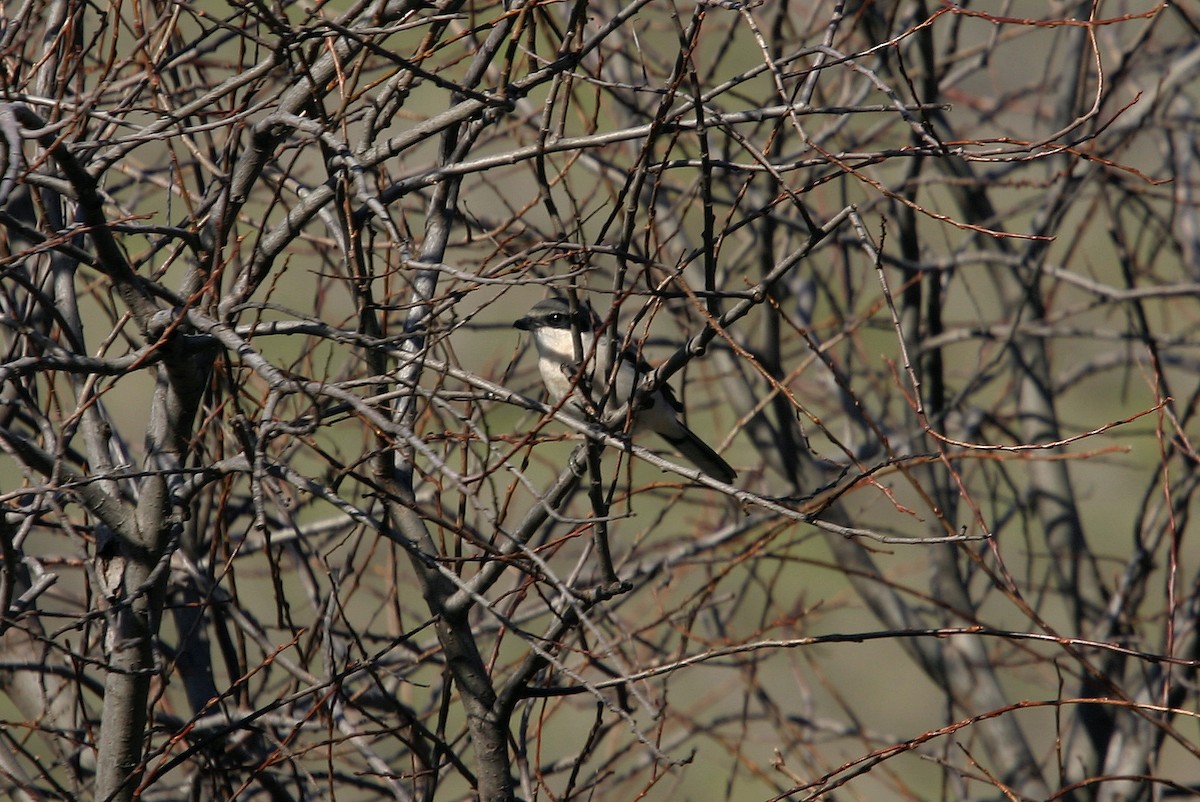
[513,297,600,334]
[514,297,603,361]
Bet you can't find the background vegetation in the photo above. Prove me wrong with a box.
[1,1,1197,800]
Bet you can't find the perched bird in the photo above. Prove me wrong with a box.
[514,297,736,483]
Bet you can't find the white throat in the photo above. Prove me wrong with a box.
[532,326,596,363]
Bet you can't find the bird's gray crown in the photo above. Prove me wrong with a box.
[513,297,600,332]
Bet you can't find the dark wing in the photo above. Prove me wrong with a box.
[621,344,684,414]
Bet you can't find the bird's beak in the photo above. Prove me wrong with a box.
[513,316,533,331]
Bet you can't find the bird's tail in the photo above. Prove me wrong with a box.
[658,425,737,484]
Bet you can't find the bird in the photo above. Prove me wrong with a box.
[513,297,737,483]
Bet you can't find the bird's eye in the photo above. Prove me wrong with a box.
[547,313,568,326]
